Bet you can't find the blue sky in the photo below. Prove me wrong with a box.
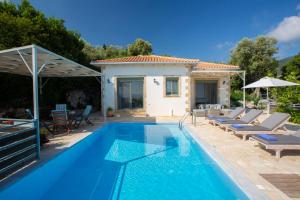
[12,0,300,62]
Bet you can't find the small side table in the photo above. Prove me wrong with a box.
[192,109,207,125]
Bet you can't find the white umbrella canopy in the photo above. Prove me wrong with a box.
[243,77,300,113]
[243,77,300,89]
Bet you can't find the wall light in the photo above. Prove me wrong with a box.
[153,78,160,85]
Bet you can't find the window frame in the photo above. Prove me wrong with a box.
[164,76,181,97]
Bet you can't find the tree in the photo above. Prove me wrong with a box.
[127,38,152,56]
[0,0,99,110]
[83,41,128,60]
[0,0,88,64]
[229,36,278,87]
[275,53,300,123]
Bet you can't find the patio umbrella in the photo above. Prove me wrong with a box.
[243,77,300,113]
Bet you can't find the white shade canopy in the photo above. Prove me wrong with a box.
[0,45,102,77]
[0,45,102,159]
[243,77,300,89]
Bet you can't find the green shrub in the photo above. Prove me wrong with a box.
[276,104,300,124]
[231,90,254,107]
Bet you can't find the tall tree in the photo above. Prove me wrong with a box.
[274,53,300,123]
[0,0,88,64]
[128,38,152,56]
[230,36,278,87]
[0,0,99,110]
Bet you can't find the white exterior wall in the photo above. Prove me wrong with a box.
[102,64,189,116]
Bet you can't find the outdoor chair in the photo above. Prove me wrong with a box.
[73,105,93,129]
[228,112,290,140]
[213,109,263,130]
[55,104,67,111]
[51,110,70,134]
[250,130,300,158]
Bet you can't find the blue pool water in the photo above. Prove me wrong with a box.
[0,123,249,200]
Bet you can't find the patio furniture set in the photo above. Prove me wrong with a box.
[26,104,93,136]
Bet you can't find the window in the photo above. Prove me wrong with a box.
[165,77,179,96]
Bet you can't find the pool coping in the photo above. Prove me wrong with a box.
[183,125,270,200]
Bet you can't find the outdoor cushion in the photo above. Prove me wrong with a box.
[231,124,247,129]
[252,134,300,145]
[217,119,248,125]
[229,125,271,131]
[216,118,227,122]
[227,107,245,118]
[260,112,290,130]
[239,109,262,123]
[257,134,278,141]
[215,109,262,125]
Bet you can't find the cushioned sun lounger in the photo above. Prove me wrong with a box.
[214,109,263,130]
[208,107,245,125]
[228,112,290,140]
[251,131,300,158]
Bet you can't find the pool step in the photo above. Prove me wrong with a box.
[114,109,147,117]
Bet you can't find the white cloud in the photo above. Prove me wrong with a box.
[297,3,300,12]
[215,41,233,50]
[268,16,300,43]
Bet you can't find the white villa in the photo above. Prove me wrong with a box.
[91,55,243,117]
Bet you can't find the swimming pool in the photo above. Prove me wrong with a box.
[0,123,249,199]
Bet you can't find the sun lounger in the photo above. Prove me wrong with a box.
[228,112,290,140]
[208,107,245,125]
[214,109,263,131]
[207,107,245,126]
[250,130,300,158]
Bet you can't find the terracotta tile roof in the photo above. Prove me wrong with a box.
[196,61,239,69]
[93,55,199,64]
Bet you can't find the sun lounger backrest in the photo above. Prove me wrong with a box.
[240,109,263,123]
[294,130,300,138]
[227,107,245,119]
[260,112,290,130]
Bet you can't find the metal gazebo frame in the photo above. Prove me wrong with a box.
[0,44,102,160]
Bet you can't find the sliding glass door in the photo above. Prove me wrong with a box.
[195,80,217,105]
[117,78,144,109]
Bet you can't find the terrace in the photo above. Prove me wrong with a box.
[0,46,300,200]
[1,114,300,199]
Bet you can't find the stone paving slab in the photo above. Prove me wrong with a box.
[186,117,300,200]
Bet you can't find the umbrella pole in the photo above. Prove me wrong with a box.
[267,87,270,114]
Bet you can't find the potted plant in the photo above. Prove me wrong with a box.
[106,107,114,117]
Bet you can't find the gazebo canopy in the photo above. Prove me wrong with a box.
[0,45,101,77]
[0,45,102,159]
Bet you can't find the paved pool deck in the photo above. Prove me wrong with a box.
[185,115,300,200]
[1,114,300,200]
